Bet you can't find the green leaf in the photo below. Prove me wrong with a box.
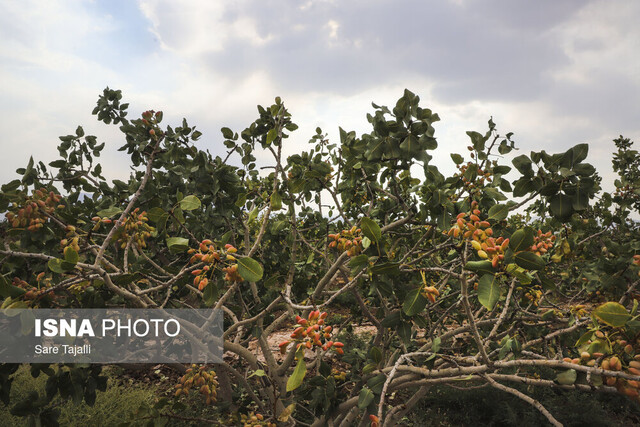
[0,275,26,298]
[397,321,412,345]
[237,257,264,282]
[593,302,631,327]
[47,258,75,273]
[464,260,495,275]
[370,347,383,364]
[539,181,560,196]
[555,369,577,385]
[249,369,267,378]
[49,160,67,168]
[112,273,141,286]
[512,155,533,175]
[179,195,201,211]
[362,362,377,375]
[370,262,400,275]
[436,209,452,231]
[248,206,259,223]
[235,193,247,208]
[512,178,536,197]
[432,336,442,353]
[166,237,190,253]
[549,193,573,220]
[575,331,593,347]
[380,310,401,327]
[63,247,79,264]
[487,204,509,221]
[361,236,371,250]
[572,190,589,211]
[403,288,428,316]
[147,207,168,223]
[484,187,507,201]
[271,191,282,211]
[221,127,234,139]
[349,254,369,274]
[286,357,307,392]
[573,163,596,176]
[477,274,501,310]
[565,143,589,167]
[96,206,123,218]
[266,128,278,145]
[358,387,375,409]
[587,339,611,355]
[203,282,217,306]
[361,217,382,244]
[509,228,534,252]
[493,165,511,175]
[514,252,545,271]
[450,153,464,165]
[505,263,533,284]
[367,374,386,394]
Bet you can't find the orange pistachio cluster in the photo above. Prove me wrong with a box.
[174,365,218,405]
[328,226,363,257]
[141,110,164,138]
[279,311,344,355]
[189,241,243,290]
[420,271,440,303]
[5,188,63,231]
[239,412,276,427]
[423,285,440,303]
[447,202,508,268]
[530,230,556,256]
[564,330,640,402]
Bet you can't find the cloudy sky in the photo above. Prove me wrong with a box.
[1,0,639,192]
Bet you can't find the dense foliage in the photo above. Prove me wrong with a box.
[1,88,640,426]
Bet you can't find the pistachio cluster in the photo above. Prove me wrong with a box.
[328,226,363,257]
[60,225,80,255]
[420,271,440,303]
[331,368,347,381]
[447,202,508,269]
[141,110,164,139]
[456,161,492,195]
[523,285,543,306]
[114,208,154,249]
[91,216,113,227]
[566,331,640,402]
[530,230,556,256]
[174,365,218,405]
[188,242,244,290]
[5,188,63,231]
[239,412,276,427]
[18,274,59,306]
[279,311,345,355]
[189,239,221,290]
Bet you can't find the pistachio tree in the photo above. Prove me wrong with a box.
[1,88,639,426]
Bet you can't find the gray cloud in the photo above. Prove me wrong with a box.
[1,0,639,193]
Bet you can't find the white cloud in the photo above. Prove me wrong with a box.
[138,0,272,55]
[550,0,640,87]
[0,0,638,200]
[326,20,339,39]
